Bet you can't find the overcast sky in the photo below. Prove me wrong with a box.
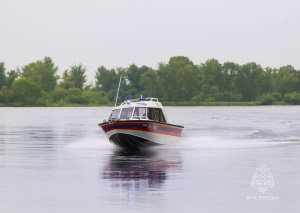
[1,0,299,81]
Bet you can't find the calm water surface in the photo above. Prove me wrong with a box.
[0,106,300,213]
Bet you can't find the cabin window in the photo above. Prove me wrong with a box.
[133,107,147,119]
[154,108,166,123]
[147,108,156,120]
[147,108,166,123]
[119,107,134,120]
[109,109,121,120]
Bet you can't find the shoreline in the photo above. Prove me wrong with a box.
[0,101,291,107]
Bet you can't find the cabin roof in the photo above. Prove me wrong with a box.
[116,97,163,109]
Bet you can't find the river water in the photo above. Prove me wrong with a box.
[0,106,299,213]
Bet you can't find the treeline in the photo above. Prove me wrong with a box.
[1,56,300,106]
[0,57,109,106]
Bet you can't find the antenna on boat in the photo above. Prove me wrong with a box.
[115,74,122,107]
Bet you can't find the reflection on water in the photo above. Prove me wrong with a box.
[102,149,182,206]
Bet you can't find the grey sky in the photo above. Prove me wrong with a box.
[1,0,299,81]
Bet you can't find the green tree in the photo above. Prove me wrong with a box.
[157,56,198,102]
[59,70,75,89]
[235,62,264,101]
[11,78,42,105]
[293,93,300,104]
[95,66,119,92]
[200,59,222,87]
[140,69,161,98]
[283,92,300,105]
[273,66,297,95]
[283,93,293,104]
[21,57,59,92]
[198,59,223,100]
[66,88,88,104]
[82,90,109,105]
[271,93,282,102]
[260,94,276,105]
[6,70,19,89]
[126,64,149,93]
[261,67,276,95]
[0,62,6,88]
[179,62,200,101]
[69,64,87,90]
[50,87,67,102]
[220,62,239,92]
[294,69,300,92]
[0,86,13,103]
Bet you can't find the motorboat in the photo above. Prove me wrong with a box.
[98,98,184,149]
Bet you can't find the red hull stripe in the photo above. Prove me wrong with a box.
[101,122,182,137]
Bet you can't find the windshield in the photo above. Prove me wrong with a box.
[109,109,120,120]
[119,107,134,120]
[133,107,146,119]
[147,108,166,123]
[154,108,166,123]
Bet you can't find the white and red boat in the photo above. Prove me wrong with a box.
[99,98,184,149]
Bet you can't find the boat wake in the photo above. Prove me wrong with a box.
[241,129,300,144]
[66,130,300,151]
[156,134,300,151]
[66,137,114,150]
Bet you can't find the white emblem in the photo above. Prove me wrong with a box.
[251,163,275,194]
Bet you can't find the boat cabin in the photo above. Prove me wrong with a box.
[108,98,168,123]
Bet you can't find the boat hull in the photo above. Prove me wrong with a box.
[99,121,184,149]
